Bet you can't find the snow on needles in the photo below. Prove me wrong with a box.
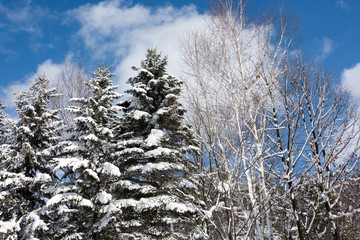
[144,129,164,147]
[0,219,17,234]
[33,173,52,183]
[115,195,196,214]
[132,110,150,120]
[100,162,121,177]
[144,147,177,158]
[141,162,182,174]
[96,191,112,204]
[47,193,95,210]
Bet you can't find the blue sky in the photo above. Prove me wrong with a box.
[0,0,359,115]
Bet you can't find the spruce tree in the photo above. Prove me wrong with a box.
[115,48,205,239]
[0,100,10,145]
[0,100,14,239]
[45,64,122,239]
[0,100,11,168]
[0,76,62,239]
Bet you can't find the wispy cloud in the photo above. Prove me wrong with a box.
[0,1,48,34]
[316,37,335,61]
[336,0,349,9]
[0,45,18,61]
[0,0,59,56]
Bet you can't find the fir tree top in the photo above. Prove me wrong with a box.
[139,48,167,78]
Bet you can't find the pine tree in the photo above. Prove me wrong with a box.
[115,48,205,239]
[0,75,62,239]
[45,64,122,239]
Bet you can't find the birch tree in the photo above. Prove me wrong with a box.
[181,0,359,239]
[182,0,294,238]
[277,56,360,239]
[49,61,91,125]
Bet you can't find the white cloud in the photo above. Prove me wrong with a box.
[0,82,29,110]
[341,62,360,99]
[0,59,64,112]
[68,0,207,90]
[336,0,349,9]
[316,37,335,61]
[33,59,63,81]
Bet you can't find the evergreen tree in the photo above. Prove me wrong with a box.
[0,99,11,168]
[115,48,205,239]
[0,100,15,239]
[45,65,122,239]
[0,100,10,145]
[0,76,62,239]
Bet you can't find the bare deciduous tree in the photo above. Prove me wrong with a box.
[278,56,360,240]
[181,0,294,238]
[181,0,360,239]
[49,61,90,124]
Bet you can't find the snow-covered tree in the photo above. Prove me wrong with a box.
[0,100,10,145]
[0,75,62,239]
[290,58,360,239]
[181,1,360,239]
[44,64,122,239]
[0,100,15,239]
[181,0,293,237]
[0,100,12,169]
[114,48,205,239]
